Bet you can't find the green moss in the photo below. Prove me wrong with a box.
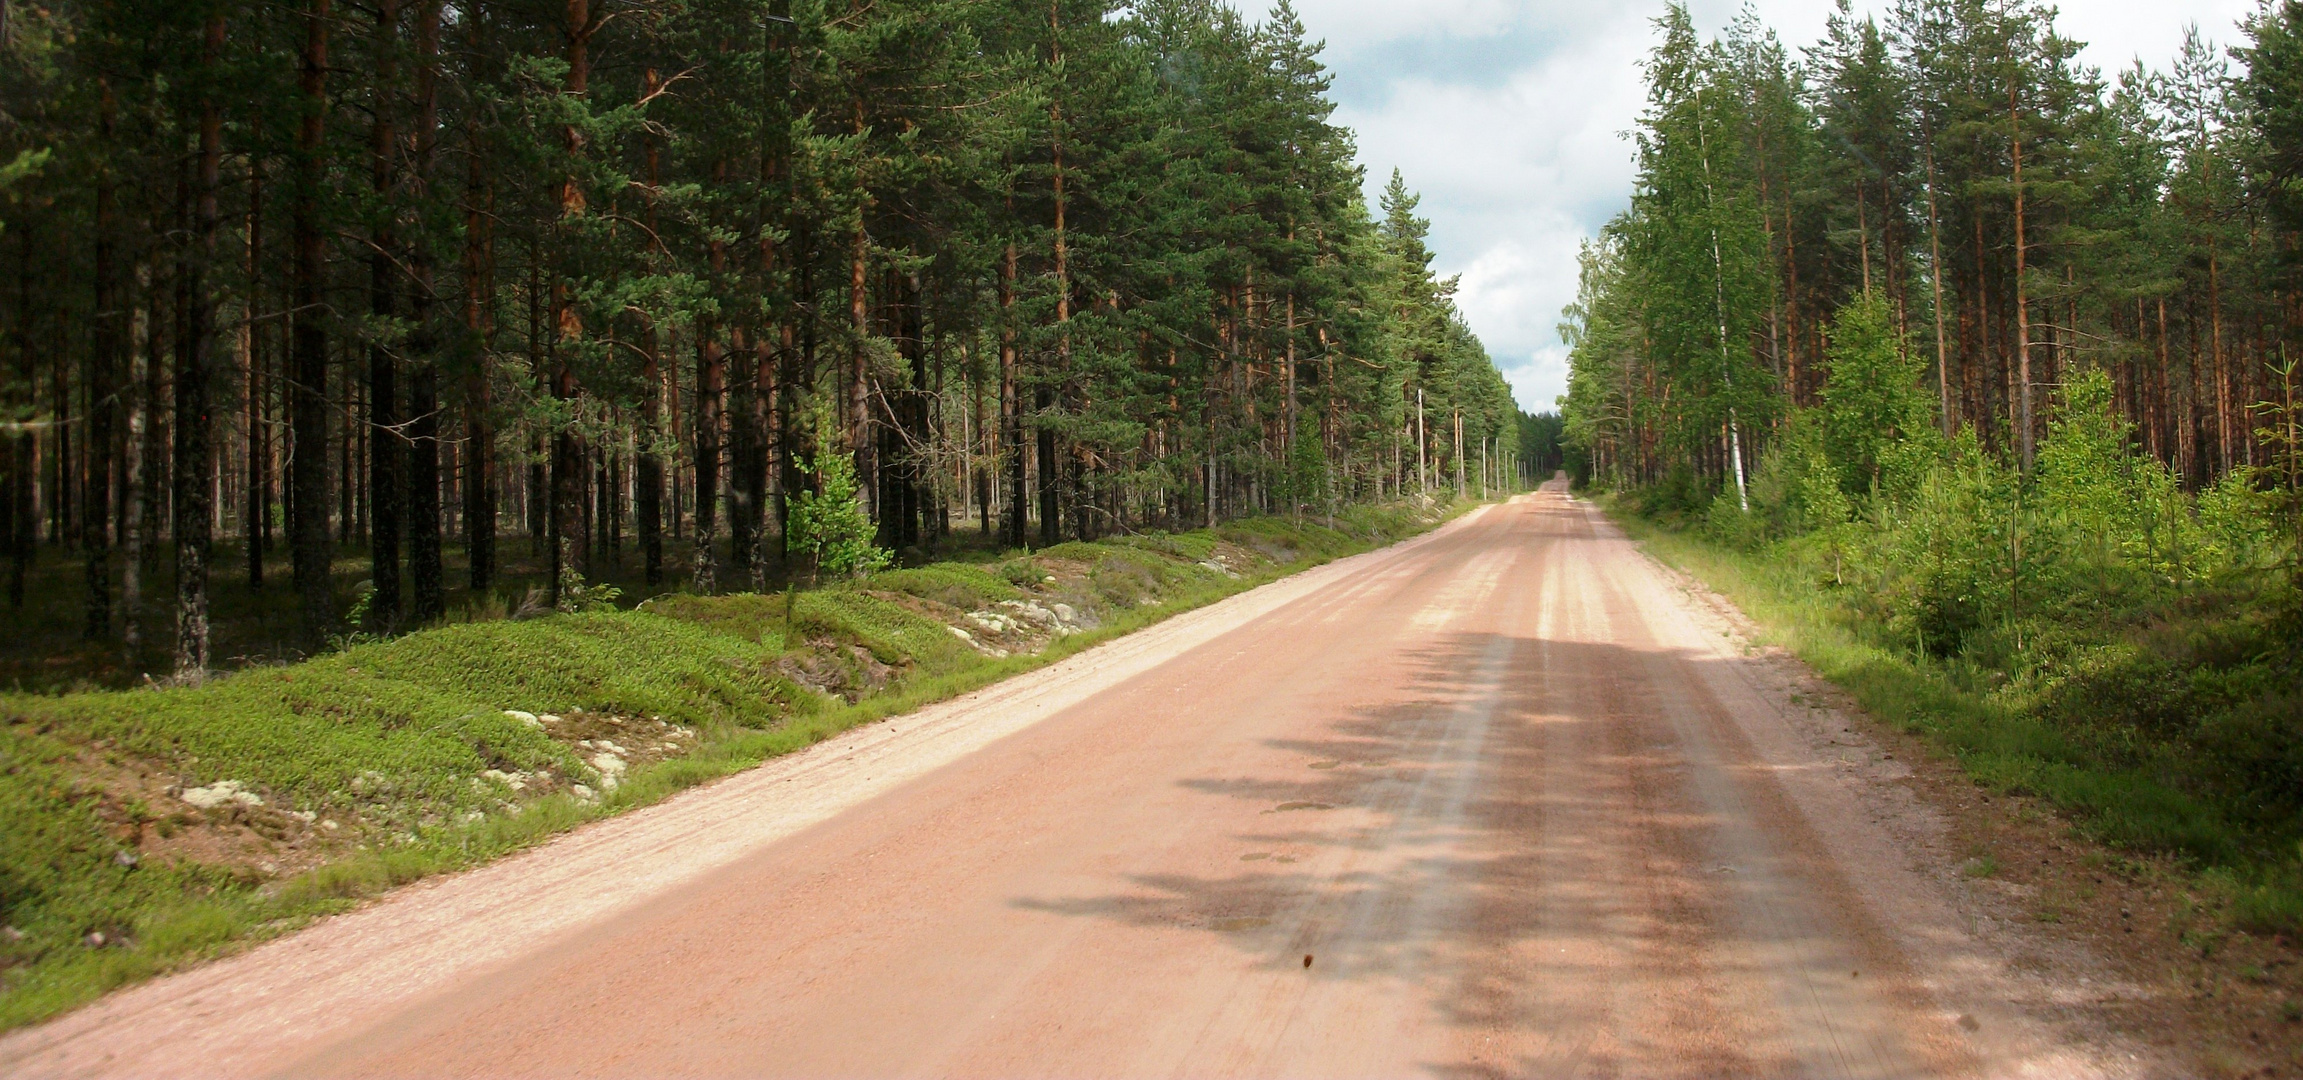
[1109,531,1217,563]
[1030,541,1106,563]
[636,593,793,649]
[861,564,1023,610]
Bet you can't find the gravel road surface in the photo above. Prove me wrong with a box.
[0,482,2137,1078]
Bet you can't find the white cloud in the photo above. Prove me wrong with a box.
[1457,236,1584,409]
[1286,0,2260,414]
[1285,0,1528,48]
[1317,6,1652,409]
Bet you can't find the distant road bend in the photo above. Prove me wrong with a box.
[2,481,2130,1078]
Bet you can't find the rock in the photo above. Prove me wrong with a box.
[83,931,107,948]
[1051,603,1077,623]
[589,753,627,792]
[320,819,341,832]
[570,784,598,801]
[113,851,139,869]
[504,710,543,729]
[181,780,265,810]
[461,811,486,824]
[538,713,564,725]
[1,925,23,942]
[999,599,1057,626]
[286,809,318,824]
[481,769,533,792]
[258,861,278,875]
[948,625,974,642]
[966,611,1017,635]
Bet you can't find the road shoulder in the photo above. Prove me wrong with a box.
[1582,493,2204,1077]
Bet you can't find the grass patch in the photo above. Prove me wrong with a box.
[0,497,1474,1031]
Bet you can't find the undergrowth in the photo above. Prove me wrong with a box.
[1598,369,2303,939]
[0,498,1461,1031]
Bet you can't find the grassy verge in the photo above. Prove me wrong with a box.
[1598,496,2303,938]
[0,499,1472,1031]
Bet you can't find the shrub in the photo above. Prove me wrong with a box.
[787,411,892,583]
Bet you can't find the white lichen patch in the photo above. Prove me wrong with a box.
[179,780,264,810]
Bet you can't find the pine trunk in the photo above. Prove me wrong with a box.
[292,0,334,647]
[549,0,593,605]
[175,14,226,677]
[406,0,444,623]
[2010,78,2034,473]
[1000,242,1023,547]
[86,81,118,639]
[461,103,495,592]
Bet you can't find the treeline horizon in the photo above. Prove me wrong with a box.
[1562,0,2302,496]
[0,0,1524,676]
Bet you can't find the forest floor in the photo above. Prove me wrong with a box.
[0,483,2222,1078]
[0,496,1468,1033]
[1612,504,2303,1078]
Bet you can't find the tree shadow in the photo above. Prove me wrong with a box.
[1008,626,1928,1077]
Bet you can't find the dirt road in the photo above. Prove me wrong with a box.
[1,484,2142,1078]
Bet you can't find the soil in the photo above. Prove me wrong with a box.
[69,743,345,886]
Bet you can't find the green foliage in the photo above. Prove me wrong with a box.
[861,565,1022,612]
[996,559,1049,590]
[1611,373,2303,928]
[1819,294,1939,500]
[787,412,891,583]
[1284,420,1328,516]
[553,568,624,615]
[2242,0,2303,280]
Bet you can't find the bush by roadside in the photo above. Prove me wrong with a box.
[1601,463,2303,941]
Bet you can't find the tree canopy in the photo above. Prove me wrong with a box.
[1564,0,2303,504]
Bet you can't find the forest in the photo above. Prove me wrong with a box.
[1565,0,2302,493]
[1563,0,2303,921]
[0,0,1522,682]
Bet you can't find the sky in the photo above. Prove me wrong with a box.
[1283,0,2265,414]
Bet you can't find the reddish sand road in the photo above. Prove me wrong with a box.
[1,484,2143,1078]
